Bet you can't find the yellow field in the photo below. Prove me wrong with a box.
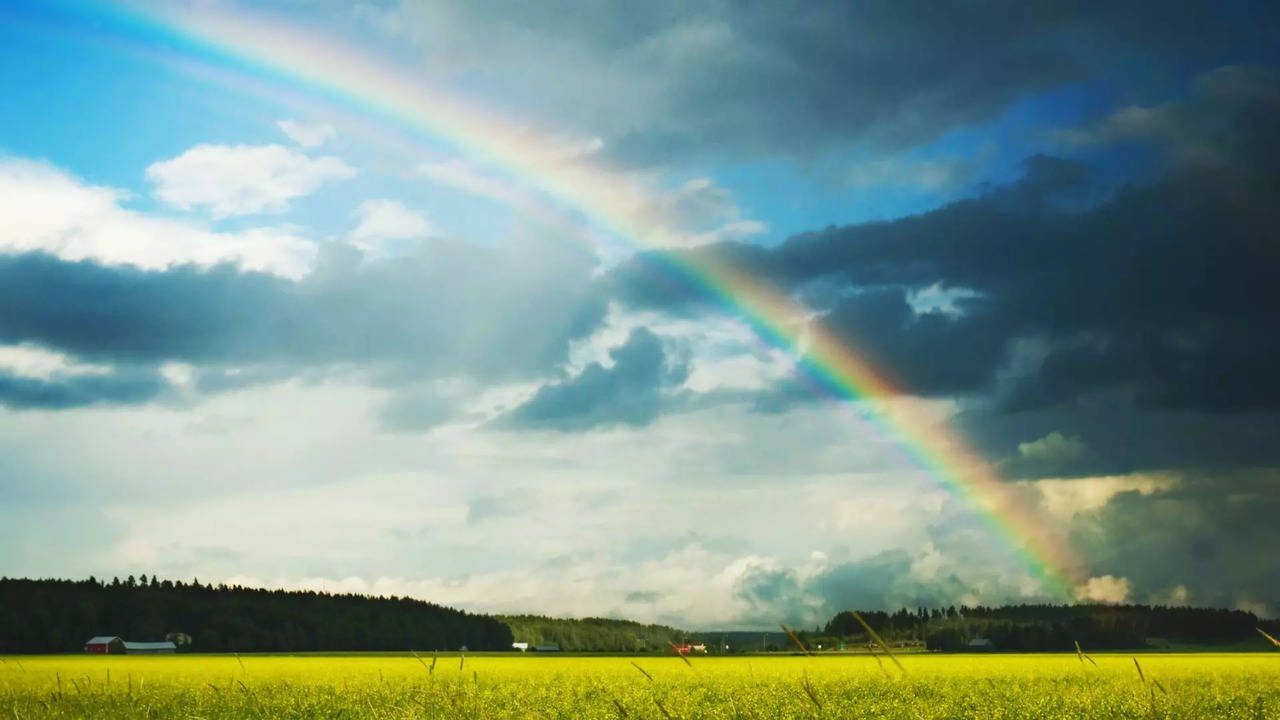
[1,652,1278,718]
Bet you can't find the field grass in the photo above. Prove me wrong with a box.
[1,652,1277,718]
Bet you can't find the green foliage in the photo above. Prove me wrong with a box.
[822,604,1263,651]
[0,578,512,653]
[498,615,688,652]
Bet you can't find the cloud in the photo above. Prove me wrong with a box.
[652,178,740,230]
[362,1,1279,165]
[1054,65,1280,170]
[0,367,168,410]
[649,178,769,247]
[1018,431,1087,466]
[0,343,168,409]
[416,159,509,197]
[0,158,317,277]
[0,344,111,380]
[597,64,1280,492]
[725,533,1069,626]
[1073,574,1130,603]
[377,380,470,432]
[610,71,1280,436]
[349,199,433,257]
[1024,473,1175,518]
[0,503,127,579]
[498,327,687,431]
[0,235,605,393]
[466,496,507,525]
[1066,469,1280,609]
[843,153,987,192]
[276,119,338,148]
[146,144,356,218]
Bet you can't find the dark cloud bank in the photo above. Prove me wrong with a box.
[613,65,1280,473]
[398,0,1280,164]
[611,65,1280,611]
[0,236,605,409]
[496,327,688,431]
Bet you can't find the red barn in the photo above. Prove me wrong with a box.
[84,636,124,654]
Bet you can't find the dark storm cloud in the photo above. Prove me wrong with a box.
[622,151,1277,418]
[732,543,1039,622]
[614,65,1280,428]
[0,236,606,395]
[1068,469,1280,609]
[975,398,1280,479]
[497,327,688,431]
[382,0,1280,163]
[808,550,976,611]
[0,367,168,409]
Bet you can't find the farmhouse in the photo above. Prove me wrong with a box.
[512,642,529,651]
[84,636,124,654]
[84,637,177,654]
[532,644,560,652]
[671,644,709,655]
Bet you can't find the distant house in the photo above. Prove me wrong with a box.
[690,644,708,653]
[84,636,124,654]
[512,642,529,652]
[123,641,177,654]
[966,638,994,651]
[532,644,560,652]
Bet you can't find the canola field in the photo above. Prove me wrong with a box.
[1,652,1277,719]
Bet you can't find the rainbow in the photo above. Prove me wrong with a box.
[40,0,1087,596]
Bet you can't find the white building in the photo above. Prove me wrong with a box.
[123,641,177,654]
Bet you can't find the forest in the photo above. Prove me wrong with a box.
[3,577,1276,654]
[810,603,1277,651]
[0,577,512,653]
[499,614,688,652]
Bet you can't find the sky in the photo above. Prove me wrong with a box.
[1,0,1278,629]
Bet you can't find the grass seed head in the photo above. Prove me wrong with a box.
[780,623,811,656]
[1257,627,1280,648]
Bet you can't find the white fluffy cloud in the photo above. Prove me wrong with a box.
[1028,473,1176,518]
[350,199,433,256]
[276,119,338,148]
[1074,574,1131,603]
[1018,431,1088,464]
[0,157,317,277]
[146,144,356,218]
[651,177,767,245]
[0,344,111,380]
[0,366,1000,625]
[843,148,991,192]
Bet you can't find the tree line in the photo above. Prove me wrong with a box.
[498,614,688,652]
[811,603,1276,651]
[0,576,512,653]
[4,577,1275,654]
